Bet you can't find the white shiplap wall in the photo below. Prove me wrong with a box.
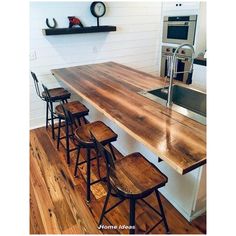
[30,1,163,128]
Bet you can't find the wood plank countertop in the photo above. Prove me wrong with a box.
[52,62,206,175]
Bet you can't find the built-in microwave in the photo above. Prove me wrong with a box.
[162,15,197,45]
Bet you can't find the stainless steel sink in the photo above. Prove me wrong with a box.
[138,85,206,125]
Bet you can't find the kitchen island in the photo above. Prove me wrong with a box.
[52,62,206,221]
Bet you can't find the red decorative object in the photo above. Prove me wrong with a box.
[68,16,84,28]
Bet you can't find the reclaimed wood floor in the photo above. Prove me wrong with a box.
[30,125,206,234]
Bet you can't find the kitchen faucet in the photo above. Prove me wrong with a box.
[166,43,195,108]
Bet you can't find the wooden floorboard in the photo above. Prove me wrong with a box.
[30,126,206,234]
[30,173,46,234]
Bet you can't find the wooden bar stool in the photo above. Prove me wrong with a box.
[91,132,170,234]
[31,72,71,139]
[59,104,118,203]
[74,121,118,203]
[55,101,89,165]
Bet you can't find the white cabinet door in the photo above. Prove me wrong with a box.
[163,2,200,15]
[190,64,206,92]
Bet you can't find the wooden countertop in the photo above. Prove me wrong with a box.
[52,62,206,175]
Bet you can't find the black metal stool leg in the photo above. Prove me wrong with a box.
[50,101,55,139]
[74,146,81,177]
[46,101,49,128]
[98,188,111,226]
[86,148,91,203]
[155,189,170,233]
[77,118,81,126]
[83,116,88,124]
[57,117,61,149]
[65,121,70,165]
[129,198,136,234]
[108,143,116,160]
[95,147,101,179]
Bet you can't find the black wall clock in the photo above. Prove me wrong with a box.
[90,1,106,27]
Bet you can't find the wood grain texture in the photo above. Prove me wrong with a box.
[55,100,89,117]
[109,152,168,198]
[52,62,206,175]
[74,121,118,146]
[41,87,71,101]
[30,166,46,234]
[30,128,101,234]
[30,146,61,234]
[30,127,206,234]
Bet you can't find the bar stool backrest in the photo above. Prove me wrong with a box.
[90,131,115,180]
[42,83,55,114]
[31,71,43,99]
[59,102,75,126]
[42,83,51,101]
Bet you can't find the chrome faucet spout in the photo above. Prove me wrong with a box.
[166,44,195,108]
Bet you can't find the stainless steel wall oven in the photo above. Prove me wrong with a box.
[162,15,197,45]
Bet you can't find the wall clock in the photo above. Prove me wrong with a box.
[90,1,106,27]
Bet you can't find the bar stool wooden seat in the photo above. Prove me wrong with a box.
[55,101,89,164]
[55,101,89,119]
[41,87,71,102]
[91,133,170,234]
[31,71,71,139]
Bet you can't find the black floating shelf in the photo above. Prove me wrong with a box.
[42,25,116,36]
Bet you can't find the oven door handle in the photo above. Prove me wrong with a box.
[163,55,192,62]
[167,22,189,26]
[175,57,191,62]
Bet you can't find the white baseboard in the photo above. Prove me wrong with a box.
[160,188,192,221]
[30,120,58,130]
[190,207,206,221]
[30,122,45,130]
[160,188,206,222]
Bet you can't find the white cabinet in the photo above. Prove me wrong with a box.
[190,64,206,92]
[163,2,200,11]
[162,2,200,15]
